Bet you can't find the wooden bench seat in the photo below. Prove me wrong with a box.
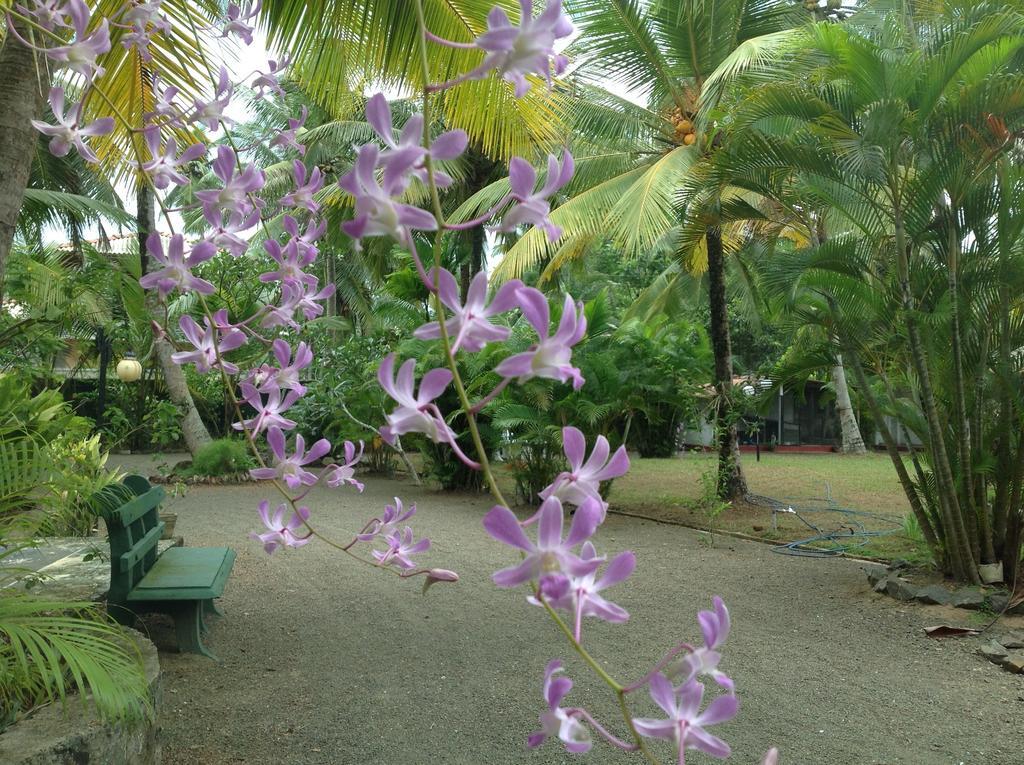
[100,475,236,659]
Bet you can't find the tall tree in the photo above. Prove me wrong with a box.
[717,1,1024,582]
[0,17,48,298]
[467,0,805,498]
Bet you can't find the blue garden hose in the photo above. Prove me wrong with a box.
[745,485,903,557]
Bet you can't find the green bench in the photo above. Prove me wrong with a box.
[99,474,236,659]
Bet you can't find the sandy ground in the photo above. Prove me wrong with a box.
[111,455,1024,765]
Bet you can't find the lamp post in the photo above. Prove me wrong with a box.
[742,379,773,462]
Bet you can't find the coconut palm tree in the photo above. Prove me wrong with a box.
[451,0,806,499]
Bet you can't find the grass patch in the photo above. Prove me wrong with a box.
[606,452,929,562]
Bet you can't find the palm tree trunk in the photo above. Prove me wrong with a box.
[0,22,47,298]
[706,226,746,500]
[845,345,943,563]
[945,213,994,564]
[831,354,866,454]
[895,217,978,583]
[137,182,212,455]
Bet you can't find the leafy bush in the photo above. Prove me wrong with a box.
[0,588,151,732]
[142,400,183,448]
[38,434,120,536]
[185,438,254,477]
[0,379,150,729]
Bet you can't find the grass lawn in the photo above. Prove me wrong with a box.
[607,452,929,564]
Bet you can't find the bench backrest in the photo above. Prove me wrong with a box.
[99,475,166,605]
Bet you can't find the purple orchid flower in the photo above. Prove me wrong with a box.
[42,0,111,79]
[122,0,169,31]
[357,497,415,542]
[665,596,734,691]
[377,354,457,446]
[632,674,739,762]
[200,209,258,257]
[260,279,335,329]
[195,145,265,220]
[430,0,572,97]
[249,426,331,489]
[494,151,574,241]
[483,495,604,599]
[414,269,524,353]
[372,526,430,570]
[250,500,311,554]
[144,73,182,126]
[138,233,215,298]
[250,339,313,395]
[338,143,438,252]
[139,125,205,189]
[364,93,467,188]
[191,67,234,131]
[540,426,629,515]
[260,238,316,286]
[422,568,459,592]
[527,660,592,753]
[222,0,261,45]
[279,160,324,213]
[494,290,586,389]
[170,310,246,374]
[234,383,301,434]
[252,56,290,99]
[30,87,114,164]
[120,1,170,62]
[532,542,635,632]
[293,278,335,320]
[269,106,308,155]
[18,0,73,30]
[326,440,364,492]
[282,214,325,260]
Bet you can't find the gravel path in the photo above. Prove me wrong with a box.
[125,467,1022,765]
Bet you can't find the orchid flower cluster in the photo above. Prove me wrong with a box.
[19,0,779,761]
[17,0,453,586]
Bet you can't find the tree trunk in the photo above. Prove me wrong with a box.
[0,22,47,298]
[706,226,746,500]
[137,182,212,455]
[845,345,943,564]
[831,354,866,454]
[895,217,978,583]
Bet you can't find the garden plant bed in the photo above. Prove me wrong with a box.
[0,629,162,765]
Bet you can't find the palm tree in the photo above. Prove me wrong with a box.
[715,1,1024,583]
[456,0,805,499]
[258,0,564,162]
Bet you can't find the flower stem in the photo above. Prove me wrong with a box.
[412,0,509,509]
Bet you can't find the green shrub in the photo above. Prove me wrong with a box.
[186,438,254,477]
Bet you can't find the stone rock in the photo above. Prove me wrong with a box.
[173,459,193,474]
[915,584,953,606]
[886,577,919,601]
[1003,654,1024,674]
[864,565,888,586]
[889,558,910,571]
[988,593,1009,614]
[979,640,1009,664]
[873,578,889,593]
[951,587,985,610]
[1008,599,1024,616]
[1001,632,1024,650]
